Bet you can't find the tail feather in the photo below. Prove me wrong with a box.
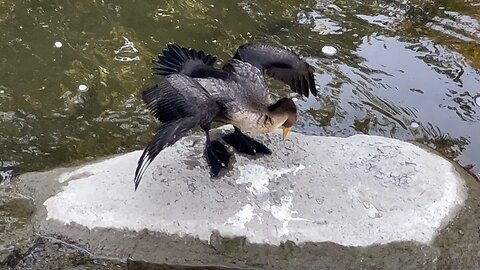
[152,43,217,77]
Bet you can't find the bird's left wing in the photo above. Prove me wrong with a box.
[134,116,201,190]
[134,76,221,189]
[233,43,317,97]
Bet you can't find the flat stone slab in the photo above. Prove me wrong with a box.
[35,129,466,248]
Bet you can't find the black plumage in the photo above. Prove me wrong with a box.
[134,43,317,189]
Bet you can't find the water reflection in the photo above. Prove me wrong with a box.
[294,1,479,176]
[0,0,478,179]
[114,36,141,62]
[297,10,344,35]
[429,11,480,43]
[0,161,16,185]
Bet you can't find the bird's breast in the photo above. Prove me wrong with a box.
[216,111,275,135]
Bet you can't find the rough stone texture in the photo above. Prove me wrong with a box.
[12,129,477,269]
[39,129,466,247]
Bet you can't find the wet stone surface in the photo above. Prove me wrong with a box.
[37,132,465,247]
[4,130,480,269]
[0,190,35,266]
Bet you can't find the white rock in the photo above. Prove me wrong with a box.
[41,131,466,247]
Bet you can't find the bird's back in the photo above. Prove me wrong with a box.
[222,59,270,109]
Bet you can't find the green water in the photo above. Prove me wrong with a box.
[0,0,479,181]
[1,0,480,268]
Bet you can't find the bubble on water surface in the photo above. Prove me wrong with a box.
[475,95,480,106]
[78,84,88,92]
[322,46,337,57]
[54,41,63,48]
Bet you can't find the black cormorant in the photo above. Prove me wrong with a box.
[134,43,317,189]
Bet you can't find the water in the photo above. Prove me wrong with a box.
[0,0,479,267]
[0,0,478,179]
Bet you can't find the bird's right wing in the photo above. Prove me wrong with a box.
[233,43,316,97]
[152,43,227,79]
[135,76,221,189]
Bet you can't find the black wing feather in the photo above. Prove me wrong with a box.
[135,76,221,189]
[142,81,191,122]
[134,116,200,190]
[233,43,317,97]
[152,43,226,79]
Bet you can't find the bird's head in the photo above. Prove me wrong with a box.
[268,98,297,140]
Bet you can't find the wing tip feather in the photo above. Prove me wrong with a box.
[235,43,318,98]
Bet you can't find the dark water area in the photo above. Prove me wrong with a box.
[1,0,480,268]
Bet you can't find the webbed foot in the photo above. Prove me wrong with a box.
[205,140,231,176]
[223,127,272,156]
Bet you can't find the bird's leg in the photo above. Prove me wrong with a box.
[203,127,231,176]
[222,127,272,156]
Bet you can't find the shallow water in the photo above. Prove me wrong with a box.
[0,0,479,266]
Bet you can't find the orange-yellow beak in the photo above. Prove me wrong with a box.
[282,127,292,140]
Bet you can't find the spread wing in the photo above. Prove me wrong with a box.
[135,75,221,189]
[233,43,317,97]
[152,43,227,79]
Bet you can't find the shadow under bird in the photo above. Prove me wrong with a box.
[134,43,317,189]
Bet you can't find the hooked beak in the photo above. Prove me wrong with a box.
[282,127,292,140]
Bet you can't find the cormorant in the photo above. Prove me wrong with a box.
[134,43,317,189]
